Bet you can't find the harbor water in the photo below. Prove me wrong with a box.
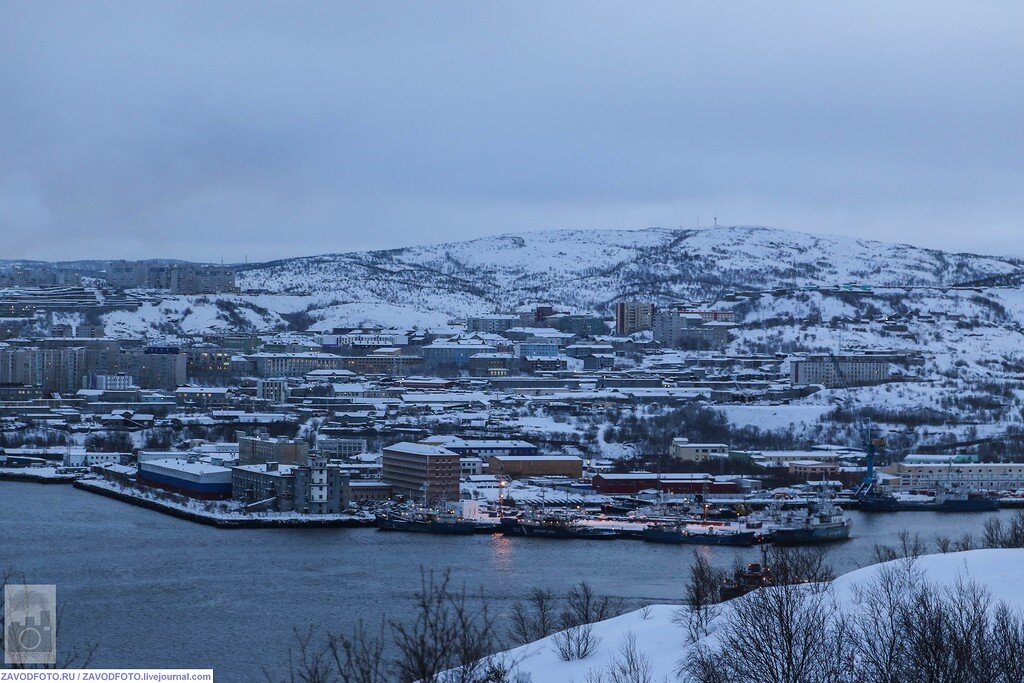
[1,481,1015,681]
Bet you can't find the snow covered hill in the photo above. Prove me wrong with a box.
[490,549,1024,683]
[238,226,1023,318]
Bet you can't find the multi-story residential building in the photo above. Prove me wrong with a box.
[237,431,309,466]
[256,378,290,403]
[231,460,351,513]
[465,315,519,334]
[547,314,609,336]
[174,386,231,407]
[186,347,234,378]
[652,310,733,349]
[126,347,188,389]
[790,354,891,388]
[0,346,87,395]
[85,373,135,391]
[382,442,460,503]
[107,261,237,294]
[420,342,497,369]
[317,437,369,459]
[615,302,656,335]
[247,352,347,377]
[512,342,559,358]
[664,304,736,323]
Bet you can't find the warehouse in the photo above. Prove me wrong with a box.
[137,458,233,499]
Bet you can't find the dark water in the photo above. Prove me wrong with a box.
[1,482,1014,681]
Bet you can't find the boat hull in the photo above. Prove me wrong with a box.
[643,528,756,546]
[772,521,852,545]
[378,519,477,535]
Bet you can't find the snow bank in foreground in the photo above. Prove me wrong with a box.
[495,549,1024,682]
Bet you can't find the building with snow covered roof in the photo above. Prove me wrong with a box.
[138,457,233,499]
[382,441,460,502]
[488,455,583,479]
[790,354,891,388]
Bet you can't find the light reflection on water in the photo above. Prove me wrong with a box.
[2,482,1016,681]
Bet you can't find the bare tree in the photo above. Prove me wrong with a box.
[848,558,923,683]
[390,570,501,683]
[551,622,600,662]
[509,588,558,645]
[983,511,1024,548]
[582,632,653,683]
[674,550,724,643]
[683,573,851,683]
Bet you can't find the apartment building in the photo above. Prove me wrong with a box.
[790,354,891,388]
[615,302,656,335]
[382,442,460,503]
[236,431,309,466]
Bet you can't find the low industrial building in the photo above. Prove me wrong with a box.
[137,458,233,499]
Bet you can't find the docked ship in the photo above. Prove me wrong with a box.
[377,508,478,534]
[642,521,757,546]
[860,485,999,513]
[500,512,619,539]
[764,498,853,544]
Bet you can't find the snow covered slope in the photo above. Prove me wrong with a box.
[238,226,1023,315]
[493,549,1024,683]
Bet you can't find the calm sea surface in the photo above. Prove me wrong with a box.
[1,481,1014,681]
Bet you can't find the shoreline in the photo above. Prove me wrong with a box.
[72,479,376,530]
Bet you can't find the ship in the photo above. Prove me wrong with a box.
[377,508,478,534]
[500,512,620,539]
[855,430,998,513]
[764,498,853,545]
[860,485,999,513]
[642,521,757,546]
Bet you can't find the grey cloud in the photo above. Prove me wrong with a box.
[0,1,1021,261]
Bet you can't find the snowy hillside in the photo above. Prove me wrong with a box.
[492,549,1024,683]
[71,225,1024,336]
[238,226,1023,316]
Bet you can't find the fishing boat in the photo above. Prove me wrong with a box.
[377,508,477,535]
[500,512,620,539]
[642,521,757,546]
[860,485,998,513]
[765,497,852,545]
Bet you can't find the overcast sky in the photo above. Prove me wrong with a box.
[1,2,1022,262]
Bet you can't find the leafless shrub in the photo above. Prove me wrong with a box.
[683,578,851,683]
[674,550,725,643]
[849,558,923,682]
[872,530,926,565]
[763,545,835,585]
[509,588,558,645]
[391,570,501,683]
[638,605,652,621]
[552,622,600,662]
[563,581,621,627]
[328,619,388,683]
[983,511,1024,548]
[952,533,976,552]
[582,632,653,683]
